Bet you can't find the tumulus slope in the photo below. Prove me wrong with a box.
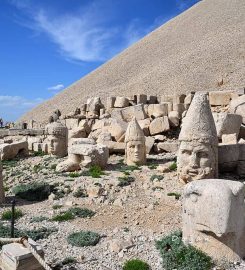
[20,0,245,123]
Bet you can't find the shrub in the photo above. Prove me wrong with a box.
[167,192,181,200]
[12,182,50,201]
[1,208,23,220]
[52,205,63,210]
[148,164,157,170]
[68,207,95,218]
[33,150,46,157]
[123,259,150,270]
[67,231,100,247]
[156,231,212,270]
[52,211,74,222]
[169,162,177,171]
[68,172,80,178]
[73,187,88,198]
[30,216,49,223]
[33,164,42,173]
[23,227,57,241]
[150,174,164,181]
[118,176,135,187]
[88,165,104,178]
[62,257,77,265]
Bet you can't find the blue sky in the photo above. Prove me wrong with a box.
[0,0,199,121]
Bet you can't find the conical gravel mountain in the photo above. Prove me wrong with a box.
[21,0,245,123]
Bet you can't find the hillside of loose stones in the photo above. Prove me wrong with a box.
[20,0,245,124]
[1,153,245,270]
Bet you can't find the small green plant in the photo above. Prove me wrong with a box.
[12,182,51,201]
[2,160,18,168]
[88,165,104,178]
[156,231,212,270]
[33,164,43,173]
[23,227,57,241]
[68,171,81,178]
[167,192,181,200]
[62,257,77,265]
[50,164,57,170]
[118,176,135,187]
[123,227,130,232]
[1,208,23,220]
[148,163,157,170]
[169,162,177,171]
[73,187,88,198]
[67,231,100,247]
[123,259,150,270]
[68,207,95,218]
[52,211,74,222]
[150,174,164,181]
[30,216,49,223]
[33,150,46,157]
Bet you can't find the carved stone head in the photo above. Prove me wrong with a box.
[183,179,245,261]
[45,122,68,157]
[125,117,146,166]
[177,92,218,183]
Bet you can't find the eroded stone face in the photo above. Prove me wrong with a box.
[177,141,216,183]
[126,140,146,166]
[125,117,146,166]
[183,179,245,261]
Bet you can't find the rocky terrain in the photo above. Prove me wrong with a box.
[20,0,245,123]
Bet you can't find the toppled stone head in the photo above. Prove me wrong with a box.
[125,117,146,166]
[44,122,68,157]
[177,92,218,183]
[183,179,245,261]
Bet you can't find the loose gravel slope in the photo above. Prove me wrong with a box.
[20,0,245,123]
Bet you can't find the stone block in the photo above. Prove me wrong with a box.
[168,111,180,127]
[147,104,168,118]
[230,95,245,124]
[138,118,151,136]
[155,141,179,153]
[160,95,173,103]
[65,118,79,130]
[218,144,239,172]
[1,239,44,270]
[145,136,155,154]
[111,104,147,122]
[0,141,28,160]
[239,125,245,139]
[173,104,185,117]
[136,94,147,104]
[114,97,129,108]
[209,91,232,106]
[173,94,186,104]
[221,134,237,144]
[184,93,194,105]
[106,97,116,109]
[213,112,242,139]
[105,141,125,154]
[147,95,157,104]
[149,117,170,135]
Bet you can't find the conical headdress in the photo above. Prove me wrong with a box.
[125,117,145,143]
[179,92,218,145]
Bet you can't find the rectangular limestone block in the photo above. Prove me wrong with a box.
[173,104,185,117]
[209,91,232,106]
[114,97,129,108]
[65,118,80,130]
[106,97,116,109]
[149,116,170,135]
[147,104,168,118]
[111,104,147,122]
[145,136,155,154]
[218,144,240,172]
[155,142,179,153]
[222,134,237,144]
[147,95,158,104]
[1,240,44,270]
[173,94,186,104]
[160,95,173,103]
[136,94,147,104]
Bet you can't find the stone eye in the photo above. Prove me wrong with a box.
[190,193,198,202]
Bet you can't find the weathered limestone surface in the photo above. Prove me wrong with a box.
[149,117,170,135]
[168,111,180,127]
[183,179,245,262]
[147,104,168,118]
[0,239,44,270]
[218,144,240,172]
[213,112,242,139]
[114,97,129,108]
[222,133,237,144]
[0,141,28,160]
[177,92,218,183]
[155,142,179,153]
[230,95,245,124]
[125,117,146,166]
[209,91,232,106]
[111,104,147,122]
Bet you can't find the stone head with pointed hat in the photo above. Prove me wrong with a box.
[125,117,146,166]
[177,92,218,183]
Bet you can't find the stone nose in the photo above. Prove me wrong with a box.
[189,153,198,167]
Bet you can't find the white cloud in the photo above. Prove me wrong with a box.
[0,95,44,121]
[10,1,174,63]
[48,84,64,91]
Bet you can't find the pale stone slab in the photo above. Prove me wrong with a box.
[209,91,232,106]
[149,117,170,135]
